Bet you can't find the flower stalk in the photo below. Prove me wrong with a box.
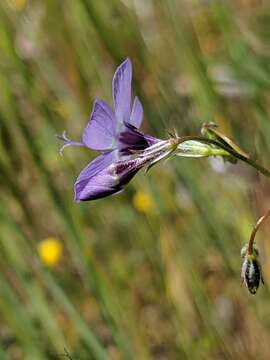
[247,210,270,256]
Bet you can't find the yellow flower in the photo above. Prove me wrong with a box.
[133,190,153,213]
[12,0,28,11]
[37,238,63,267]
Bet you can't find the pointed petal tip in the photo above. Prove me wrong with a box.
[121,57,132,67]
[125,57,132,66]
[120,58,132,75]
[113,58,132,81]
[114,57,132,73]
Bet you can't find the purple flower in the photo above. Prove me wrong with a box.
[59,59,226,202]
[59,58,161,202]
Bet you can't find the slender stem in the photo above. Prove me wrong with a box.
[235,155,270,178]
[248,210,270,255]
[175,135,270,178]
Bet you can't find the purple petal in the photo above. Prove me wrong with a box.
[130,96,143,128]
[74,154,144,202]
[74,151,116,202]
[143,134,160,146]
[119,123,160,155]
[82,99,117,150]
[112,58,132,123]
[114,158,142,184]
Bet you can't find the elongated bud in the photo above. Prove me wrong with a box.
[241,244,263,295]
[201,122,248,157]
[201,122,250,164]
[176,140,230,158]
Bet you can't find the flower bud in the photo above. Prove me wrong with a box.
[201,122,249,163]
[240,244,263,294]
[176,140,230,158]
[241,257,262,294]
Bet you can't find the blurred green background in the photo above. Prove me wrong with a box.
[1,0,270,359]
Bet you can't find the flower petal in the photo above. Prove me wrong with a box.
[130,96,143,128]
[74,154,144,202]
[112,58,132,123]
[82,99,117,150]
[119,123,160,155]
[74,151,117,202]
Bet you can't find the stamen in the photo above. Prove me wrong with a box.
[137,140,169,157]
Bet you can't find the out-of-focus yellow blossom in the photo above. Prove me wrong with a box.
[133,190,153,213]
[12,0,28,11]
[37,237,63,267]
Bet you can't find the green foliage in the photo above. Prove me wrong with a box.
[0,0,270,358]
